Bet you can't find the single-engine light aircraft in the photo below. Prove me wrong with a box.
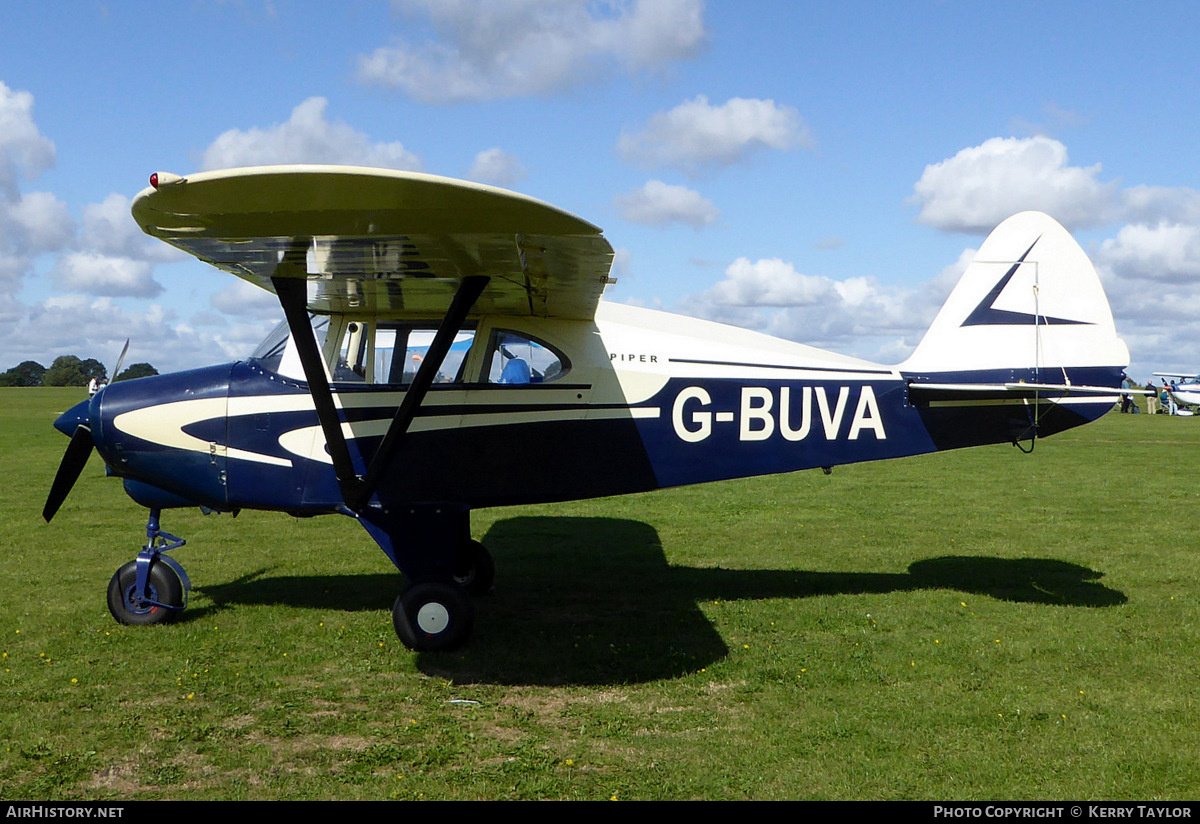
[1153,372,1200,412]
[43,166,1133,651]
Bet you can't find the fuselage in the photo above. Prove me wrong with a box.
[68,302,1118,515]
[1167,383,1200,407]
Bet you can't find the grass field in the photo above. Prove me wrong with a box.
[2,387,1198,800]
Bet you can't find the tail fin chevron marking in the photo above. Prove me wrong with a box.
[961,238,1089,327]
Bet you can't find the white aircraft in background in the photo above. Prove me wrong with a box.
[1152,372,1200,414]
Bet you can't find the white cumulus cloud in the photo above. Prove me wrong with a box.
[675,255,946,362]
[3,191,73,256]
[614,180,719,228]
[1098,223,1200,285]
[51,252,162,298]
[0,81,56,200]
[211,279,284,318]
[618,95,811,176]
[357,0,707,103]
[912,136,1118,233]
[200,97,422,171]
[1120,185,1200,226]
[0,83,70,288]
[80,193,180,262]
[468,147,527,186]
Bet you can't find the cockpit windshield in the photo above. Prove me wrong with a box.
[248,315,329,381]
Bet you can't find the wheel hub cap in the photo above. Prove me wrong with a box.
[416,602,450,635]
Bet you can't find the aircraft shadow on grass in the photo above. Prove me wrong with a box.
[197,516,1126,686]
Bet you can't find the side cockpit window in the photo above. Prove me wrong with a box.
[332,320,476,385]
[372,326,476,385]
[485,330,568,384]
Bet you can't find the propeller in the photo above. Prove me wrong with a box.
[111,338,129,383]
[43,424,95,522]
[43,338,128,522]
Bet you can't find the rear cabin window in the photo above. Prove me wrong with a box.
[484,329,568,384]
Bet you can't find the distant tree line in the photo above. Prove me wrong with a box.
[0,356,158,387]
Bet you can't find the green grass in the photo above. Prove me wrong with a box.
[2,387,1198,799]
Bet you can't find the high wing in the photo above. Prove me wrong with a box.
[130,165,615,320]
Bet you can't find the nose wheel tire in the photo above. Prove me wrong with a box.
[393,582,474,652]
[107,560,183,625]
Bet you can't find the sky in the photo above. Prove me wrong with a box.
[3,0,1200,380]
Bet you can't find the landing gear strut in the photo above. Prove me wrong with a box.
[362,505,494,651]
[106,508,190,625]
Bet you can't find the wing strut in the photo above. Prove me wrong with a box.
[347,275,489,512]
[272,257,489,513]
[271,261,365,507]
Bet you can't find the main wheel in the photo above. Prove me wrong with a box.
[392,581,474,652]
[453,539,495,597]
[107,560,183,626]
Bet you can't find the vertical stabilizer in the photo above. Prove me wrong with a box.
[902,211,1128,379]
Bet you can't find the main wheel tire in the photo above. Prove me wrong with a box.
[392,581,474,652]
[107,560,183,626]
[453,539,495,597]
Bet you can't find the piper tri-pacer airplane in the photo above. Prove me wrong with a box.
[43,166,1132,651]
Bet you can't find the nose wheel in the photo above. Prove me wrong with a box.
[107,559,183,625]
[106,508,191,626]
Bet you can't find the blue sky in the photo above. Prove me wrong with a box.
[3,0,1199,379]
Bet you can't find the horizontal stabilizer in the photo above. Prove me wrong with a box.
[909,382,1150,398]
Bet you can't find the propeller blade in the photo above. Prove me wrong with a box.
[43,425,95,522]
[111,338,130,383]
